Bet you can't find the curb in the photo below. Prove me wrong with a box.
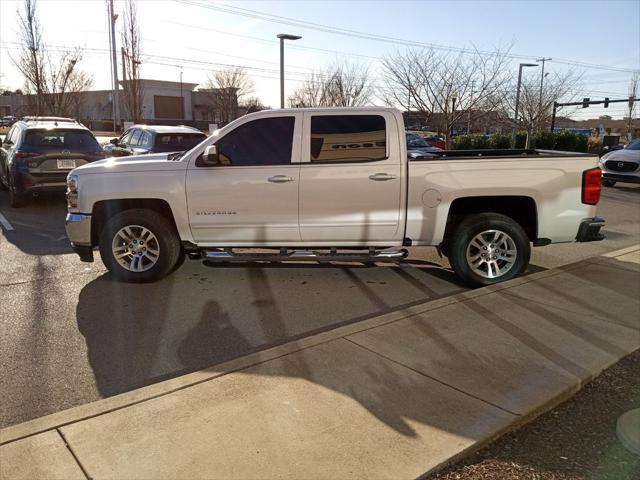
[2,244,639,447]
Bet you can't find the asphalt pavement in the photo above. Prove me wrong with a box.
[0,184,638,428]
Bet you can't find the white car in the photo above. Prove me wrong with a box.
[599,138,640,186]
[64,107,605,286]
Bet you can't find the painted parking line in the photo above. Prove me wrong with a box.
[0,212,14,231]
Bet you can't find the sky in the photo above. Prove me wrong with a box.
[0,0,639,120]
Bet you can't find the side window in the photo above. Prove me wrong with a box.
[310,115,386,163]
[130,129,143,146]
[215,116,295,166]
[140,131,152,147]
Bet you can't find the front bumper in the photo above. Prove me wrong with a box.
[576,216,606,242]
[65,213,94,262]
[602,172,640,184]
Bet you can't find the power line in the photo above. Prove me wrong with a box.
[173,0,640,74]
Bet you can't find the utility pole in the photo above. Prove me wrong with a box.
[536,57,551,132]
[277,34,302,108]
[467,81,474,134]
[629,74,638,141]
[180,67,184,119]
[108,0,120,132]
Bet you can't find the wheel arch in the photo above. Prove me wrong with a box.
[91,198,179,246]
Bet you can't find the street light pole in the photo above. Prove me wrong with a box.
[108,0,120,132]
[512,63,538,148]
[277,33,302,108]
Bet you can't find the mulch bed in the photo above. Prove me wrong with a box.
[426,349,640,480]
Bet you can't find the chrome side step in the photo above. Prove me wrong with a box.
[202,247,408,263]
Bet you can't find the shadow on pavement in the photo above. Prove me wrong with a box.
[76,260,466,398]
[0,192,70,255]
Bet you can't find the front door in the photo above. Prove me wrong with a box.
[186,114,302,245]
[298,112,403,244]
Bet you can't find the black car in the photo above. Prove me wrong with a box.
[103,125,207,157]
[0,118,105,207]
[406,132,443,159]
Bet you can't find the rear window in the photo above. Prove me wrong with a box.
[310,115,386,162]
[23,129,100,152]
[154,133,206,151]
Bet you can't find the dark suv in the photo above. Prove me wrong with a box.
[103,125,207,157]
[0,117,105,207]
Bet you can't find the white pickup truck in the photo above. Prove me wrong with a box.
[65,107,605,286]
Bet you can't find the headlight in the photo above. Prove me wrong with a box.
[66,174,79,210]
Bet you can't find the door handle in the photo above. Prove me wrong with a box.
[369,173,397,181]
[268,175,295,183]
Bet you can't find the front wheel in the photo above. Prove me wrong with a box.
[448,213,531,287]
[99,208,182,283]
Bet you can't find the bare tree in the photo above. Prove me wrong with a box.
[12,0,93,117]
[241,96,265,114]
[121,0,143,122]
[289,63,373,107]
[204,67,254,124]
[380,46,513,135]
[504,69,583,134]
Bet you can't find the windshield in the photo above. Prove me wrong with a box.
[23,129,101,152]
[406,133,429,148]
[154,133,207,152]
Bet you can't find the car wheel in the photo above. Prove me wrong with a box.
[602,179,616,187]
[448,213,530,287]
[99,208,181,283]
[8,174,25,208]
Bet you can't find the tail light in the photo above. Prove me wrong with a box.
[582,168,602,205]
[15,150,40,159]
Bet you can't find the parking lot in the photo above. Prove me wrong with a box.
[0,184,638,428]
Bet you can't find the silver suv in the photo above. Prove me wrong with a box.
[599,138,640,187]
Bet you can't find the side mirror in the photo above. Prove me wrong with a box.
[2,139,13,147]
[110,138,119,145]
[202,144,219,166]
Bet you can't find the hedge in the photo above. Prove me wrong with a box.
[451,131,590,152]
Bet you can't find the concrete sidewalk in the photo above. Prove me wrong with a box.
[1,246,639,480]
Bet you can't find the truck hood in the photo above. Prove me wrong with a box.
[72,152,189,174]
[602,149,640,163]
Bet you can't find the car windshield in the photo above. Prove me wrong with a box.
[626,139,640,150]
[154,133,206,152]
[23,129,101,152]
[406,133,430,148]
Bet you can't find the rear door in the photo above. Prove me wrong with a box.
[299,112,403,244]
[186,113,302,244]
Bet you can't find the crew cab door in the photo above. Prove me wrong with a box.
[298,112,404,243]
[186,113,302,244]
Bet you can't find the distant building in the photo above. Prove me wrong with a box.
[0,79,239,131]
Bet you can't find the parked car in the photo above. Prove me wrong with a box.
[0,116,17,127]
[65,107,605,287]
[103,125,207,157]
[407,130,447,149]
[406,132,443,158]
[599,138,640,186]
[0,117,105,207]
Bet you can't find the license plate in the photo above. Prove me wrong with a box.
[57,159,76,169]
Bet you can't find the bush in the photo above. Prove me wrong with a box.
[514,131,528,149]
[575,134,588,153]
[555,130,578,152]
[491,133,511,149]
[531,131,556,150]
[451,135,475,150]
[588,137,602,154]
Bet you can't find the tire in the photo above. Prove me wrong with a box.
[448,213,530,287]
[8,174,25,208]
[602,179,616,187]
[99,208,181,283]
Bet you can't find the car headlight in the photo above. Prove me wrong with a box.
[66,174,79,211]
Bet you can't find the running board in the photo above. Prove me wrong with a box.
[201,247,408,263]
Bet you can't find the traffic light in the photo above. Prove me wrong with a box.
[582,98,590,108]
[604,97,609,108]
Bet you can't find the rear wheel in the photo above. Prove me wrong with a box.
[99,208,181,283]
[8,174,25,208]
[448,213,530,287]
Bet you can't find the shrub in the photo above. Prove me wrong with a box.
[531,131,556,150]
[515,131,528,149]
[491,133,511,149]
[451,135,475,150]
[575,134,588,153]
[587,137,602,154]
[555,130,578,151]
